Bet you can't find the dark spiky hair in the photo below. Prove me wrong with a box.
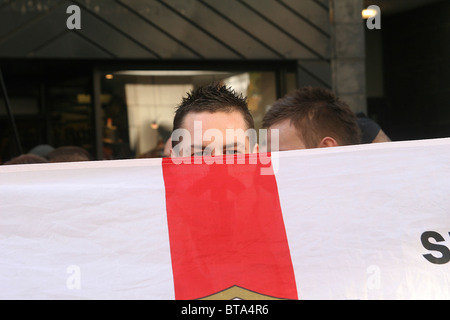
[172,82,254,134]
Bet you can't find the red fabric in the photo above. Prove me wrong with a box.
[162,154,298,300]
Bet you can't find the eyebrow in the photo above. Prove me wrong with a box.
[223,142,245,149]
[190,142,245,148]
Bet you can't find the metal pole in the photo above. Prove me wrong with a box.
[0,66,23,155]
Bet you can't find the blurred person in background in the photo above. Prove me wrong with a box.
[356,112,391,144]
[3,153,49,165]
[46,146,94,163]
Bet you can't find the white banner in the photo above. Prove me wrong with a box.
[275,138,450,299]
[1,138,449,299]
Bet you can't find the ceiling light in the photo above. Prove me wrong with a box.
[113,70,233,77]
[362,8,378,19]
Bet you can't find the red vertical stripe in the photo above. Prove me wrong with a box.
[162,154,297,300]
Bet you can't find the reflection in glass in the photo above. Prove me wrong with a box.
[101,70,281,159]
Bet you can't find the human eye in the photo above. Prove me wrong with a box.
[203,148,213,156]
[225,149,241,155]
[191,151,203,157]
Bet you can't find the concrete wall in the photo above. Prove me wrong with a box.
[330,0,367,114]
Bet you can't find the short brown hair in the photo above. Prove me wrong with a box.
[172,82,254,134]
[46,146,94,162]
[3,153,48,165]
[262,86,361,147]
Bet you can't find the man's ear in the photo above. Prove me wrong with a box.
[318,137,338,148]
[252,143,259,154]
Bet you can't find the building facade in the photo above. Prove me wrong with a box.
[0,0,401,162]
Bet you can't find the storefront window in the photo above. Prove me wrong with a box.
[47,76,95,155]
[99,69,292,160]
[0,61,297,163]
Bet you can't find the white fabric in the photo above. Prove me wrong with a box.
[0,159,174,300]
[1,138,449,299]
[275,138,450,299]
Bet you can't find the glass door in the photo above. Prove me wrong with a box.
[98,68,294,160]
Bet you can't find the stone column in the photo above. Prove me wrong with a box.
[329,0,367,114]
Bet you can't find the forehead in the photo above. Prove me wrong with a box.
[268,118,297,133]
[181,110,248,131]
[268,118,306,150]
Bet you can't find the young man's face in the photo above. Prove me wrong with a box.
[267,119,307,152]
[172,110,258,157]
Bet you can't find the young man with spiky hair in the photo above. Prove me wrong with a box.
[170,82,258,159]
[262,86,362,152]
